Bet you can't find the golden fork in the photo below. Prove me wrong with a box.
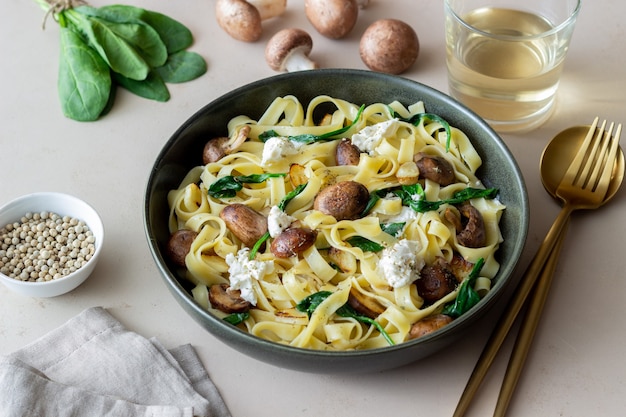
[453,119,623,417]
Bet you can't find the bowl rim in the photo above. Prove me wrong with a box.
[143,68,529,364]
[0,191,105,289]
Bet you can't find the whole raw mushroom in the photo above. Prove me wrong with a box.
[265,28,319,72]
[304,0,359,39]
[359,19,419,74]
[215,0,287,42]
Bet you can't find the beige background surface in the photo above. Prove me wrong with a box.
[2,1,625,416]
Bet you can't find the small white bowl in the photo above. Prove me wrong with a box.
[0,192,104,298]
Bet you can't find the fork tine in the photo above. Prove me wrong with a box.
[580,122,613,189]
[561,117,600,186]
[595,123,622,196]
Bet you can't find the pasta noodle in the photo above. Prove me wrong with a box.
[167,95,505,350]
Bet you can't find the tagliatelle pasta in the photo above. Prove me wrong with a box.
[166,95,505,350]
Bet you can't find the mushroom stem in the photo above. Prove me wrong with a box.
[283,47,318,72]
[248,0,287,20]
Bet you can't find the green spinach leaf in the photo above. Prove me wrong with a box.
[442,258,485,318]
[223,312,250,325]
[208,173,287,199]
[395,184,499,212]
[155,50,207,83]
[296,291,395,346]
[58,27,112,121]
[113,71,170,102]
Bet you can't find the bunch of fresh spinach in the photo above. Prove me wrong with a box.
[35,0,207,121]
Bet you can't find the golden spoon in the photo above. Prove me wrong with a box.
[490,125,625,416]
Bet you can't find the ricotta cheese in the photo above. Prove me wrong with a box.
[261,136,304,167]
[267,205,296,238]
[350,119,400,155]
[225,248,274,305]
[378,239,424,288]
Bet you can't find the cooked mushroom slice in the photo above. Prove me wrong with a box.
[305,0,359,39]
[456,203,487,248]
[347,287,386,319]
[209,283,252,313]
[415,257,457,304]
[414,152,456,186]
[215,0,286,42]
[396,161,420,185]
[220,203,268,248]
[335,138,361,166]
[270,227,318,258]
[265,28,318,72]
[360,19,419,74]
[408,314,453,340]
[166,229,199,267]
[449,252,474,282]
[313,180,370,220]
[203,125,250,164]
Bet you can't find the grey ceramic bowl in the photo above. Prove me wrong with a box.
[144,69,529,374]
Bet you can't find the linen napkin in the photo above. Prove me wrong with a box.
[0,307,232,417]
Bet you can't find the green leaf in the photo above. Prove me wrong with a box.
[223,312,250,325]
[69,11,150,80]
[395,184,499,213]
[259,105,365,144]
[58,27,112,121]
[208,173,287,199]
[346,236,384,252]
[296,291,395,345]
[141,10,194,53]
[154,50,207,83]
[113,71,170,102]
[381,222,405,237]
[94,18,168,68]
[442,258,485,318]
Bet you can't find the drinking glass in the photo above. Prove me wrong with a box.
[444,0,581,133]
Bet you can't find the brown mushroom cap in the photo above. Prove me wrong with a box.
[305,0,359,39]
[265,28,318,72]
[215,0,263,42]
[359,19,420,74]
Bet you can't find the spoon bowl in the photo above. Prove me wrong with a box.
[541,125,625,202]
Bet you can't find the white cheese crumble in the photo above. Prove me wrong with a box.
[378,239,424,288]
[261,136,304,167]
[267,205,296,238]
[350,119,400,155]
[225,248,274,305]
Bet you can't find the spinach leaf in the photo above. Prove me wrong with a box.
[58,27,112,121]
[155,50,207,83]
[296,291,395,346]
[223,312,250,325]
[68,13,150,80]
[259,105,365,144]
[113,71,170,102]
[95,18,168,68]
[75,5,193,53]
[393,110,452,152]
[442,258,485,318]
[208,173,287,199]
[345,222,405,252]
[395,184,499,212]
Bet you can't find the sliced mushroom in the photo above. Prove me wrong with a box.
[415,257,458,304]
[270,227,318,258]
[220,203,268,248]
[408,314,453,340]
[305,0,359,39]
[455,203,487,248]
[203,125,250,164]
[209,283,252,313]
[166,229,199,267]
[313,180,370,221]
[327,247,357,273]
[449,252,474,282]
[396,161,420,185]
[347,287,386,319]
[414,152,456,186]
[335,138,361,166]
[265,28,318,72]
[360,19,419,74]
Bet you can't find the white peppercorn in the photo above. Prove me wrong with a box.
[0,211,96,282]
